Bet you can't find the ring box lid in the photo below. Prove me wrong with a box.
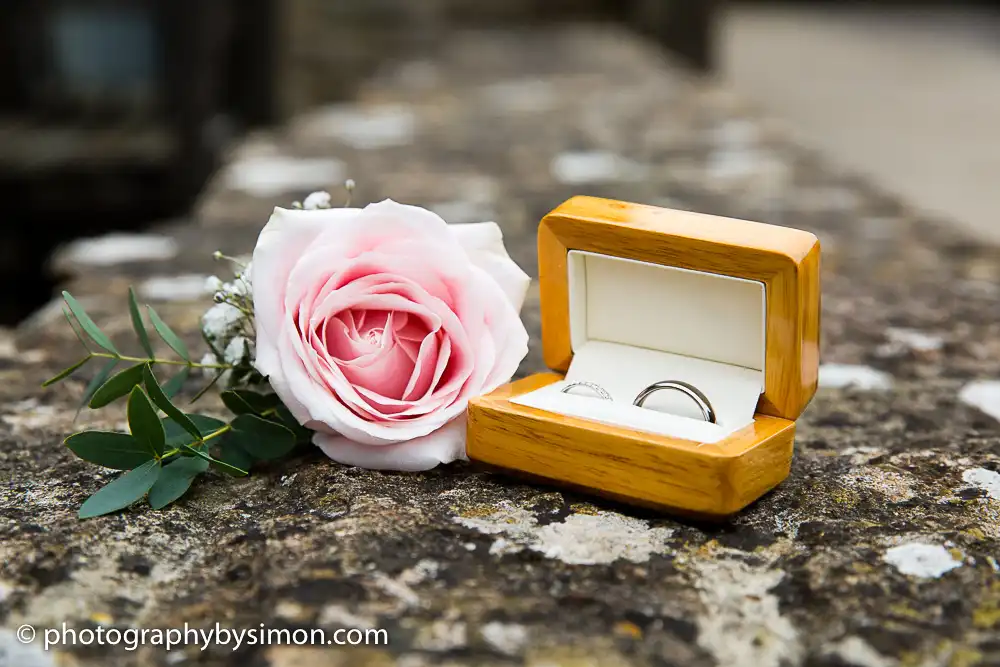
[538,196,821,422]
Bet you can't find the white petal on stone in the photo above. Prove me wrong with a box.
[224,156,345,197]
[818,364,894,391]
[886,327,944,352]
[550,151,646,185]
[139,274,214,302]
[60,234,178,267]
[962,468,1000,500]
[883,543,962,578]
[959,381,1000,422]
[305,105,417,149]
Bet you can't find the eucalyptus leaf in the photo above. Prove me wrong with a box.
[128,287,154,358]
[221,390,280,416]
[162,414,226,449]
[65,431,156,470]
[42,356,92,387]
[89,363,147,409]
[143,365,199,441]
[80,359,119,412]
[162,366,191,399]
[181,444,248,477]
[216,434,254,472]
[127,387,165,457]
[148,457,209,510]
[78,459,161,519]
[229,414,296,460]
[275,405,313,444]
[220,391,255,415]
[189,371,224,405]
[62,291,119,355]
[63,307,91,350]
[147,307,190,361]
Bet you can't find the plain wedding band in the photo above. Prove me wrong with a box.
[560,381,613,400]
[633,381,717,424]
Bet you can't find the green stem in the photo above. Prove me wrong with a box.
[91,352,233,371]
[160,407,279,460]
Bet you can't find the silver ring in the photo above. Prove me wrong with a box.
[560,381,613,400]
[633,381,717,424]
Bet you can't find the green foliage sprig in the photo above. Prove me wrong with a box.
[44,289,309,519]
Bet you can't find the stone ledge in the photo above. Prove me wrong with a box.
[2,24,999,667]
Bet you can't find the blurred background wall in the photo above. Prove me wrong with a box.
[1,0,997,324]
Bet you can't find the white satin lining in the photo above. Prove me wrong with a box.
[514,250,767,441]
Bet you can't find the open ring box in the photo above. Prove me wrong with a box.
[467,196,821,518]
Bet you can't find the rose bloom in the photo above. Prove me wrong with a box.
[251,199,530,470]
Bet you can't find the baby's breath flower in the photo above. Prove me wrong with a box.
[223,280,250,298]
[201,302,243,341]
[197,352,219,377]
[303,191,332,210]
[224,336,254,366]
[205,276,224,293]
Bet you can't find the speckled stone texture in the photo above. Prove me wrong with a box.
[3,25,1000,667]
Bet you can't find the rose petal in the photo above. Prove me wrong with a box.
[314,417,468,470]
[252,206,362,349]
[449,221,531,312]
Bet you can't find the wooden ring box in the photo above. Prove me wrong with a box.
[467,196,821,518]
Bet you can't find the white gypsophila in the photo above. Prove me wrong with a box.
[223,336,252,365]
[201,302,244,341]
[205,276,224,293]
[197,352,219,377]
[240,263,252,290]
[303,191,332,210]
[221,280,249,297]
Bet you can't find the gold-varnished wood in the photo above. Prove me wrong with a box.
[467,374,795,518]
[538,195,821,421]
[466,197,821,516]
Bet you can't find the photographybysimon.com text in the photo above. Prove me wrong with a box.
[15,622,389,652]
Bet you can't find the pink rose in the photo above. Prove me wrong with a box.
[251,199,530,471]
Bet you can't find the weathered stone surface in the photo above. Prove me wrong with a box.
[2,26,1000,667]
